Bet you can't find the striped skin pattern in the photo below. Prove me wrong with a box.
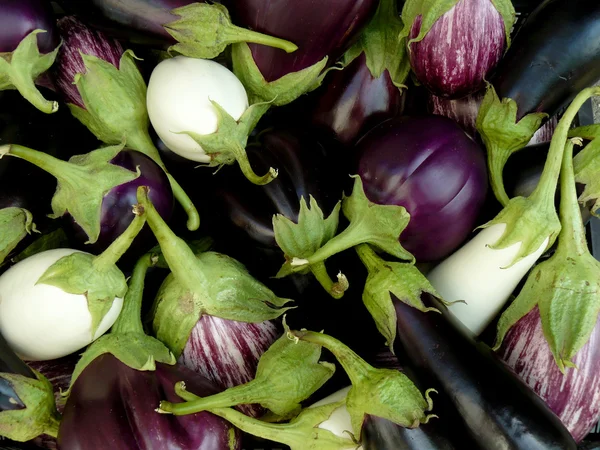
[499,306,600,442]
[179,315,280,417]
[408,0,505,99]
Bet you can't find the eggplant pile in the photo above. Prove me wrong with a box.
[2,0,600,449]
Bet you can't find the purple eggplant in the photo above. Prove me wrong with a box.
[392,294,578,450]
[427,90,485,138]
[355,115,488,262]
[58,354,239,450]
[499,307,600,442]
[404,0,508,99]
[0,0,58,54]
[178,315,280,418]
[309,52,405,146]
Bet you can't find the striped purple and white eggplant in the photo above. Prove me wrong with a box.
[401,0,512,99]
[498,307,600,442]
[178,316,280,417]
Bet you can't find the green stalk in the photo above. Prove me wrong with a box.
[354,244,380,272]
[0,144,72,178]
[309,262,348,299]
[10,69,58,114]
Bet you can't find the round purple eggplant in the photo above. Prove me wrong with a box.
[310,52,405,146]
[499,307,600,443]
[0,0,58,54]
[407,0,505,99]
[57,353,240,450]
[222,0,378,82]
[355,115,488,262]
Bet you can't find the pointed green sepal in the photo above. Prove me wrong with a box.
[165,3,297,59]
[4,227,68,268]
[159,328,335,418]
[356,244,442,352]
[289,329,436,439]
[207,402,358,450]
[0,370,60,442]
[182,99,277,185]
[569,125,600,216]
[475,84,547,206]
[0,30,59,114]
[0,207,37,265]
[0,142,140,244]
[231,42,329,107]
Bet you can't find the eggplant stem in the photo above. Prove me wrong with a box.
[111,252,157,335]
[174,381,200,402]
[223,24,298,54]
[0,144,71,180]
[309,261,347,299]
[92,206,147,271]
[231,143,278,185]
[488,151,511,207]
[10,68,58,114]
[355,244,382,273]
[166,173,201,230]
[302,220,367,269]
[209,407,288,443]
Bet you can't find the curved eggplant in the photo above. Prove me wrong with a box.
[493,0,600,120]
[0,0,58,54]
[392,294,578,450]
[309,52,405,146]
[222,0,378,82]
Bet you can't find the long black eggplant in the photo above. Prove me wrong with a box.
[392,294,577,450]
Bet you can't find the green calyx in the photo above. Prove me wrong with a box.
[5,228,69,268]
[165,3,297,59]
[67,251,177,393]
[342,0,410,89]
[355,244,442,352]
[0,30,60,114]
[38,205,147,341]
[289,329,436,439]
[0,142,139,244]
[182,100,278,185]
[0,207,37,265]
[494,138,600,372]
[568,124,600,216]
[159,328,335,418]
[136,186,293,357]
[475,84,547,206]
[0,370,60,442]
[68,48,200,231]
[207,403,358,450]
[231,42,329,107]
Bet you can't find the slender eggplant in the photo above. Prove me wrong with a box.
[309,53,405,146]
[477,0,600,205]
[53,16,200,231]
[401,0,512,99]
[392,294,578,450]
[0,0,60,114]
[223,0,378,107]
[355,115,488,262]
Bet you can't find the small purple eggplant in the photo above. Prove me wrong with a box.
[402,0,511,99]
[0,0,61,113]
[355,115,488,262]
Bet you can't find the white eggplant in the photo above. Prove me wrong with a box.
[427,223,548,336]
[0,249,123,361]
[146,56,249,163]
[309,386,358,448]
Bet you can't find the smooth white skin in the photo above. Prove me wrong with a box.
[427,223,549,336]
[310,386,362,449]
[146,56,249,163]
[0,248,123,361]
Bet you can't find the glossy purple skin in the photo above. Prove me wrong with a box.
[0,0,59,54]
[56,0,196,46]
[311,53,405,146]
[499,307,600,442]
[58,354,240,450]
[408,0,505,99]
[356,115,488,262]
[223,0,378,82]
[54,16,124,108]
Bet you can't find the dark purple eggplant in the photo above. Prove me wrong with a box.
[355,115,488,262]
[0,0,58,54]
[499,307,600,442]
[223,0,378,81]
[392,294,577,450]
[492,0,600,121]
[404,0,507,99]
[309,52,405,146]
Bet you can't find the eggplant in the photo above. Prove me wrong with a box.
[392,294,578,449]
[355,115,488,262]
[362,415,456,450]
[309,52,405,146]
[427,90,485,138]
[499,307,600,442]
[403,0,509,99]
[493,0,600,121]
[0,0,58,54]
